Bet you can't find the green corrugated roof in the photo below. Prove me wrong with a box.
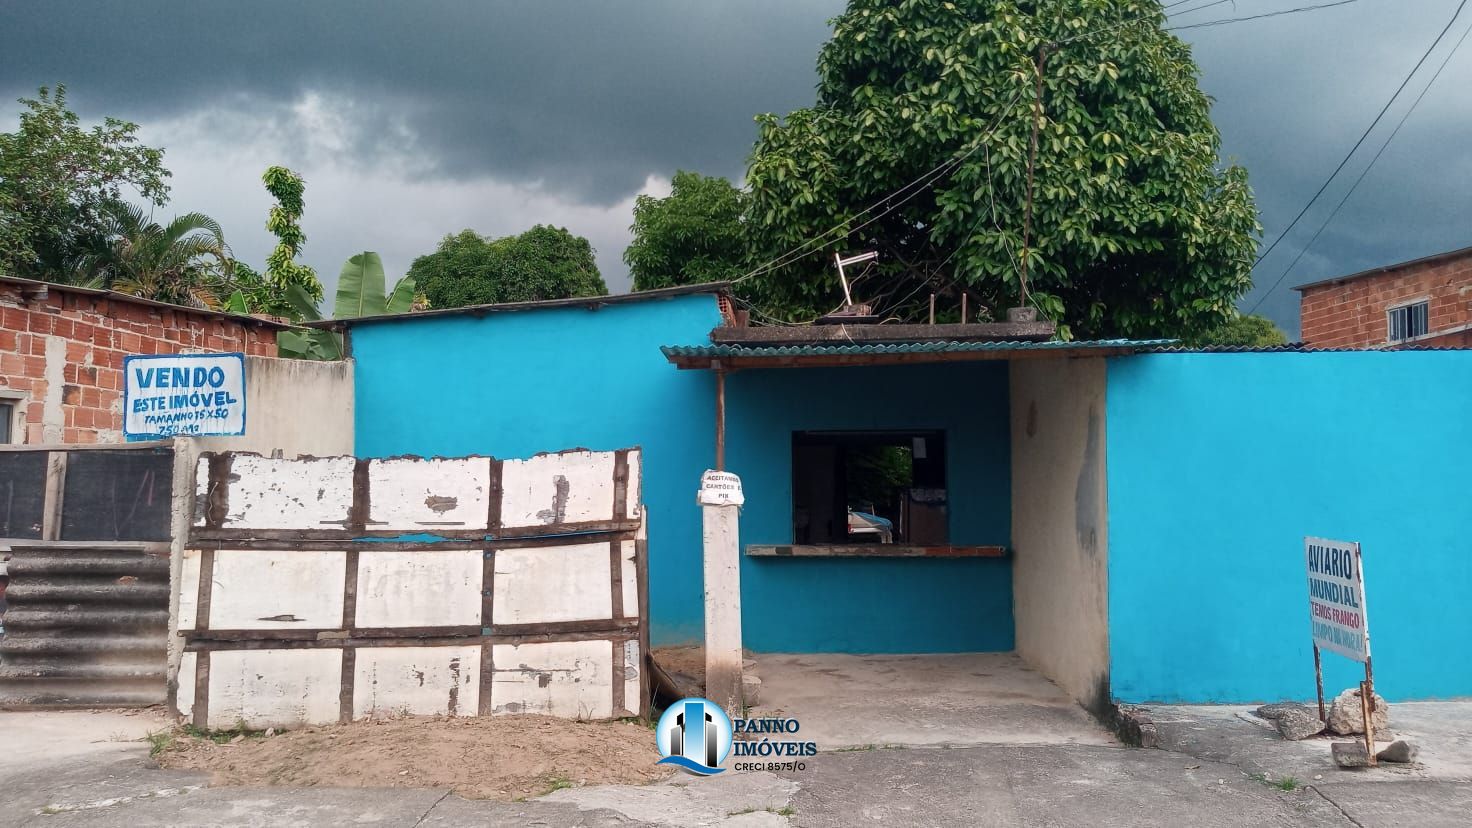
[661,339,1176,358]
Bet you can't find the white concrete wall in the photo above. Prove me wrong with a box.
[194,356,354,458]
[1009,358,1111,714]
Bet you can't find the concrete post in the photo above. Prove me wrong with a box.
[700,470,744,718]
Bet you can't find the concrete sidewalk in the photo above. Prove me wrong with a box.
[4,710,1471,826]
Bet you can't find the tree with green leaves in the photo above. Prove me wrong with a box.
[261,166,324,305]
[742,0,1259,339]
[625,171,748,291]
[0,85,170,280]
[409,225,607,309]
[1189,313,1287,348]
[76,202,231,308]
[277,252,416,360]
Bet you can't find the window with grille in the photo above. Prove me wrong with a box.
[1387,301,1429,342]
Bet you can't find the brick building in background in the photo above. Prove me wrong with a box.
[0,276,284,444]
[1296,245,1472,348]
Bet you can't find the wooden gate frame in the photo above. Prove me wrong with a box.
[180,448,650,727]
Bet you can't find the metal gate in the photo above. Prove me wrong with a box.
[0,442,175,707]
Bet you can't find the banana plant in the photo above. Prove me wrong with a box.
[278,252,416,360]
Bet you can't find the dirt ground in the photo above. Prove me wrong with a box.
[156,714,670,801]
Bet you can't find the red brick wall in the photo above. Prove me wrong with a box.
[1299,251,1472,348]
[0,284,279,444]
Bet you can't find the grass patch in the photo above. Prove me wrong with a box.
[1248,772,1300,792]
[545,775,575,793]
[181,722,271,745]
[145,729,177,757]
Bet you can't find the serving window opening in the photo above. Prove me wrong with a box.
[791,430,947,546]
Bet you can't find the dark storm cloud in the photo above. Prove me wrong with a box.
[0,0,842,203]
[2,0,1467,333]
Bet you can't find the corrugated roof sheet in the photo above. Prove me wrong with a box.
[662,339,1176,358]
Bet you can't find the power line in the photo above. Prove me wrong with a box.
[733,86,1026,284]
[1247,0,1469,312]
[1251,16,1472,309]
[1166,0,1362,32]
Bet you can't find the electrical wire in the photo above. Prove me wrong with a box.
[733,87,1026,285]
[1250,17,1472,308]
[1247,0,1469,312]
[1166,0,1362,32]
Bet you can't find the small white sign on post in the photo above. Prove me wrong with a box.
[124,353,246,438]
[1304,537,1371,662]
[698,470,744,507]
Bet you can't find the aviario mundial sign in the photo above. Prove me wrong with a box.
[1304,536,1370,663]
[124,353,246,438]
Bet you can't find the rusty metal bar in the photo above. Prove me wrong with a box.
[1313,643,1326,721]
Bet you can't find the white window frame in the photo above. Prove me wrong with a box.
[1386,298,1431,343]
[0,391,25,445]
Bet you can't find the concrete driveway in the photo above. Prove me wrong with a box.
[4,709,1471,827]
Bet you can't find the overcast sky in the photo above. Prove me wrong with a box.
[2,0,1468,337]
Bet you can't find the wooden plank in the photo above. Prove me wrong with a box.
[478,641,494,716]
[184,619,636,643]
[342,548,360,630]
[0,439,173,453]
[195,548,216,631]
[40,451,67,541]
[192,650,211,730]
[709,321,1055,345]
[745,544,1009,558]
[636,531,651,719]
[338,647,356,723]
[486,459,504,535]
[184,630,639,652]
[187,528,640,549]
[669,345,1145,371]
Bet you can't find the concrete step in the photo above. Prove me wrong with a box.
[0,662,166,680]
[7,555,169,577]
[0,634,165,656]
[5,582,171,604]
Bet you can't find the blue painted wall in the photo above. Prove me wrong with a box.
[351,294,722,645]
[727,363,1014,653]
[1107,352,1472,702]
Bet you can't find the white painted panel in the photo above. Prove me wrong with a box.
[625,449,642,519]
[622,640,641,717]
[500,450,615,528]
[177,549,202,631]
[619,539,638,618]
[352,646,481,719]
[493,543,612,624]
[215,455,355,529]
[206,648,342,729]
[490,639,613,719]
[368,457,490,531]
[355,550,483,628]
[176,651,197,719]
[208,550,346,630]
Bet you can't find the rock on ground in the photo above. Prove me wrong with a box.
[1332,741,1372,768]
[1326,688,1389,736]
[1256,702,1313,721]
[1378,740,1420,764]
[1274,707,1326,741]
